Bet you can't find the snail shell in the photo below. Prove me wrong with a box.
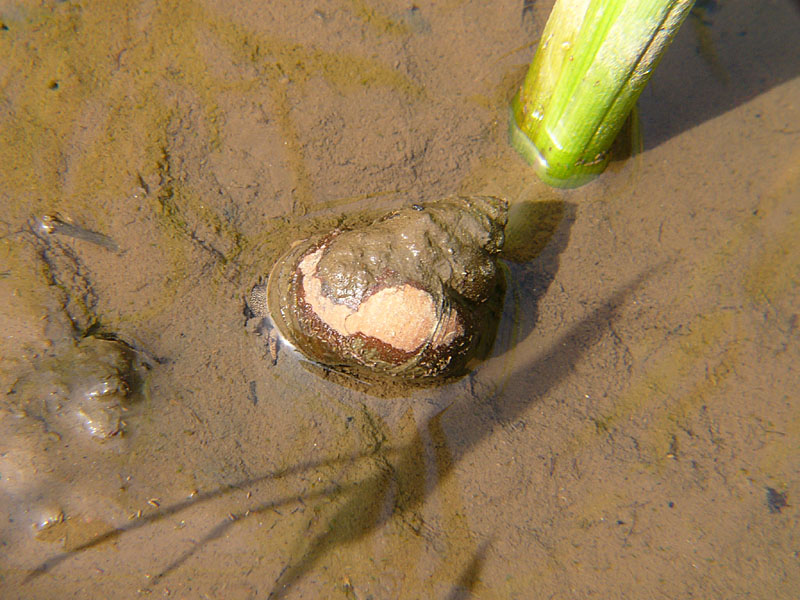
[251,195,507,384]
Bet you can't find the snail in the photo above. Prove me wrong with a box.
[248,195,508,385]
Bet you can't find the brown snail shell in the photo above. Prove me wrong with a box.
[251,195,507,384]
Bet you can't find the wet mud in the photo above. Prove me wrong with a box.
[1,1,799,598]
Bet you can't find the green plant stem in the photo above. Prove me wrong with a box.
[511,0,695,188]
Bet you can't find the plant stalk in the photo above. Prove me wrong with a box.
[510,0,695,188]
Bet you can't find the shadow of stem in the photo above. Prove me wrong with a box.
[26,268,656,596]
[23,446,404,584]
[445,539,492,600]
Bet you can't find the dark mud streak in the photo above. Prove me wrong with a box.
[265,269,655,598]
[152,144,243,274]
[29,221,99,335]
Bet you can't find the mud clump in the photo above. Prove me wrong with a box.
[0,336,141,540]
[6,336,137,441]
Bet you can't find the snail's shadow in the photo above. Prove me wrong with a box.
[25,200,655,597]
[497,198,576,353]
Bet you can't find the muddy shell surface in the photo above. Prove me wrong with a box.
[254,196,508,385]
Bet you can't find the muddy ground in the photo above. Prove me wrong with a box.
[1,1,798,598]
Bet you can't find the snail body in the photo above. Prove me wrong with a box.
[250,196,507,384]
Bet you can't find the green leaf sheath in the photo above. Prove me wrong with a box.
[511,0,695,187]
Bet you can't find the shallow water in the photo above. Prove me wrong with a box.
[1,1,798,598]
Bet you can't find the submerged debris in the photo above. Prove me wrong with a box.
[766,487,788,514]
[35,213,120,253]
